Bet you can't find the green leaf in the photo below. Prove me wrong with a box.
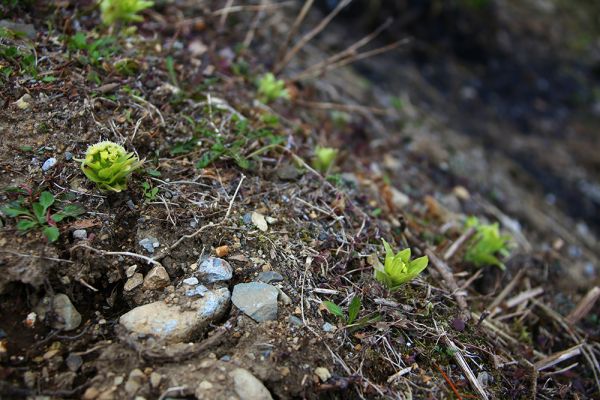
[32,202,46,224]
[43,226,60,242]
[1,205,32,218]
[348,296,361,325]
[323,301,344,319]
[38,191,55,209]
[146,169,161,177]
[16,219,37,231]
[61,204,85,217]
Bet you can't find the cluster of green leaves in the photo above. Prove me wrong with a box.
[67,32,119,67]
[99,0,154,26]
[312,146,338,174]
[256,73,289,103]
[78,141,144,192]
[323,296,381,331]
[1,191,84,242]
[0,44,37,81]
[464,216,511,270]
[141,181,159,201]
[374,239,429,290]
[172,113,285,170]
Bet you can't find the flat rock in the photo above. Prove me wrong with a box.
[124,273,143,291]
[256,271,284,284]
[232,282,278,322]
[119,287,230,343]
[196,257,233,283]
[229,368,273,400]
[143,266,170,290]
[50,294,81,331]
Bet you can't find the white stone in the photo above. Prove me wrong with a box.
[229,368,272,400]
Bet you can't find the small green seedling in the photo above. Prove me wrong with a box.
[464,216,511,270]
[323,295,362,325]
[78,141,144,192]
[312,146,338,174]
[99,0,153,26]
[1,191,84,242]
[256,73,289,103]
[141,181,159,202]
[374,239,429,290]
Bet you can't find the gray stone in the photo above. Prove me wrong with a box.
[288,316,303,327]
[66,353,83,372]
[139,238,159,253]
[72,229,87,240]
[229,368,272,400]
[186,284,208,297]
[149,372,162,388]
[322,322,336,332]
[232,282,278,322]
[125,369,146,396]
[196,257,233,284]
[51,294,81,331]
[0,20,35,38]
[42,157,57,172]
[125,265,138,278]
[278,289,292,305]
[256,271,284,284]
[183,277,199,286]
[124,273,144,291]
[143,266,170,290]
[64,151,73,161]
[119,287,230,343]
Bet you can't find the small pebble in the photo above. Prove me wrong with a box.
[126,200,136,210]
[124,273,144,291]
[139,238,159,253]
[64,151,73,161]
[288,316,303,327]
[183,277,199,286]
[257,271,284,284]
[72,229,87,240]
[66,353,83,372]
[42,157,57,172]
[215,245,229,257]
[314,367,331,382]
[126,265,138,278]
[143,266,170,290]
[322,322,336,332]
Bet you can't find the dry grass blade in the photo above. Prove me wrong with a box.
[425,249,469,318]
[444,227,476,260]
[503,286,544,309]
[218,0,236,29]
[293,99,391,115]
[566,286,600,325]
[487,269,525,317]
[291,39,409,81]
[274,0,352,74]
[276,0,315,64]
[534,344,582,371]
[292,18,393,79]
[443,335,489,400]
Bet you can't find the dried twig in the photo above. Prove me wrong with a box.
[70,244,162,267]
[224,174,246,220]
[503,286,544,309]
[534,344,582,371]
[443,335,489,400]
[566,286,600,325]
[487,269,525,317]
[425,249,469,319]
[276,0,315,64]
[444,227,476,260]
[274,0,352,74]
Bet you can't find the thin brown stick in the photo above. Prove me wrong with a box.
[534,344,582,371]
[294,18,392,79]
[274,0,352,74]
[488,269,525,317]
[504,287,544,309]
[425,249,469,319]
[294,99,391,115]
[218,0,236,29]
[291,39,409,81]
[70,244,162,267]
[443,336,489,400]
[276,0,315,64]
[242,0,268,48]
[444,227,476,260]
[566,286,600,325]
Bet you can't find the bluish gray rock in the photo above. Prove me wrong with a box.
[256,271,284,284]
[119,287,230,343]
[197,257,233,283]
[42,157,57,171]
[232,282,278,322]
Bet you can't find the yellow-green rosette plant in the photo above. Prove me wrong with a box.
[79,141,143,192]
[374,239,429,291]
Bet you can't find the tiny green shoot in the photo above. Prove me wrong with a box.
[464,216,511,270]
[99,0,154,26]
[323,295,362,325]
[374,239,429,290]
[312,146,338,174]
[256,73,289,103]
[78,141,144,192]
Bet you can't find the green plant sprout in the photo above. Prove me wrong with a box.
[256,73,289,103]
[99,0,153,26]
[312,146,338,173]
[323,295,362,325]
[464,216,511,270]
[374,239,429,290]
[1,191,84,242]
[78,141,144,192]
[141,181,159,202]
